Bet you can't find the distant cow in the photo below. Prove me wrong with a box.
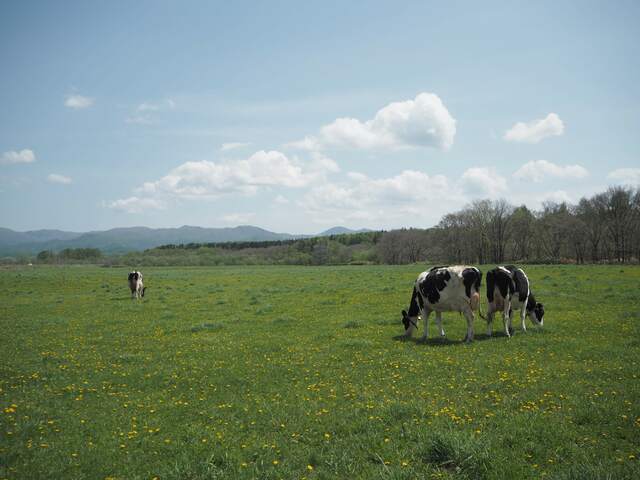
[128,271,146,299]
[486,265,544,337]
[401,265,483,343]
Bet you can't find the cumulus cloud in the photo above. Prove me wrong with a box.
[1,149,35,165]
[107,196,165,214]
[109,150,339,212]
[608,168,640,185]
[459,167,507,198]
[65,94,94,109]
[287,92,456,151]
[504,113,564,143]
[513,159,588,182]
[300,170,453,225]
[47,173,72,184]
[137,150,335,198]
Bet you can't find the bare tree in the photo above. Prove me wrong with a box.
[489,199,514,263]
[509,205,534,261]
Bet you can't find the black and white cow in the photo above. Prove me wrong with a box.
[486,265,544,337]
[401,265,483,343]
[128,271,146,299]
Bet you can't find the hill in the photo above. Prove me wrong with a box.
[0,225,370,256]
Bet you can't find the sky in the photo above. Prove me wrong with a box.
[1,0,639,234]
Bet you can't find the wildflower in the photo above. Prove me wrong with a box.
[307,465,314,471]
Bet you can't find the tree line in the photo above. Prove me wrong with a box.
[378,185,639,265]
[4,185,638,266]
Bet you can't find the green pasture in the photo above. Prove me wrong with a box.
[1,265,639,479]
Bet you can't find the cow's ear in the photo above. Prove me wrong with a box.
[402,310,408,317]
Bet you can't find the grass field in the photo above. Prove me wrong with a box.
[1,265,639,479]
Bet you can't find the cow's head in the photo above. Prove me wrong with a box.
[532,302,544,326]
[401,310,418,335]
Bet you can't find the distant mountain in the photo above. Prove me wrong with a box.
[0,227,82,246]
[0,225,370,256]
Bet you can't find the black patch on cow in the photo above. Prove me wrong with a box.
[462,267,482,298]
[407,286,422,317]
[505,265,529,302]
[418,268,451,304]
[141,287,146,298]
[429,265,449,272]
[486,267,515,301]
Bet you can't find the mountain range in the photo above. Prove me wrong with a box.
[0,225,371,256]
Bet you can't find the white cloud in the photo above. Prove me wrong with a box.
[274,194,289,204]
[1,149,35,165]
[47,173,72,184]
[65,94,94,109]
[107,196,165,214]
[109,150,339,212]
[608,168,640,185]
[300,170,454,225]
[513,159,588,182]
[287,92,456,151]
[220,212,256,224]
[220,142,251,152]
[504,113,564,143]
[459,167,507,198]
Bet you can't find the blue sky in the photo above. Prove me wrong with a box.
[1,1,639,233]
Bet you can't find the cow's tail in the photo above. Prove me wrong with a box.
[470,270,486,320]
[475,295,486,320]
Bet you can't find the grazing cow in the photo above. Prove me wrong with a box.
[486,265,544,337]
[128,271,146,299]
[401,265,483,343]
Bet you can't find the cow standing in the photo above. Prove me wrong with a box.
[401,266,483,343]
[128,271,146,299]
[486,265,544,337]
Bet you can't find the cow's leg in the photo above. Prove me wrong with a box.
[463,309,474,343]
[420,309,432,341]
[435,311,445,337]
[486,303,496,336]
[503,299,512,337]
[520,300,527,333]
